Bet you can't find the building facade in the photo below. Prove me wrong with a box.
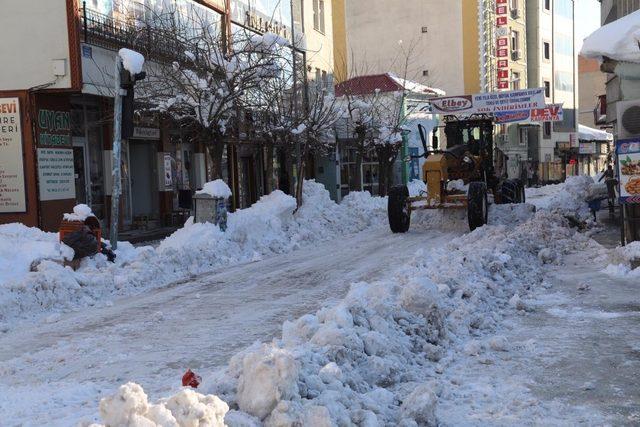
[0,0,334,235]
[338,0,467,96]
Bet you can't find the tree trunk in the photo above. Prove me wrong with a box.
[209,141,225,180]
[295,143,309,208]
[354,150,364,192]
[265,143,275,193]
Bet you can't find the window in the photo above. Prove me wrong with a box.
[554,0,573,20]
[421,26,428,33]
[313,0,325,33]
[422,69,430,77]
[315,68,322,89]
[543,121,552,138]
[554,33,573,57]
[544,0,551,11]
[511,30,520,51]
[519,127,528,146]
[554,70,573,92]
[543,41,551,60]
[321,70,328,88]
[544,80,551,97]
[511,71,521,90]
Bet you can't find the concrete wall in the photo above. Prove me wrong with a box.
[578,55,606,129]
[344,0,465,96]
[0,0,73,91]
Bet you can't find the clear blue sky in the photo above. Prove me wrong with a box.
[576,0,601,49]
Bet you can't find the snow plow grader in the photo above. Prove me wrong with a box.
[388,115,525,233]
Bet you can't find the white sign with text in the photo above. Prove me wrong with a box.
[37,148,76,201]
[0,97,26,213]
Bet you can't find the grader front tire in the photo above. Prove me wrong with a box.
[388,185,411,233]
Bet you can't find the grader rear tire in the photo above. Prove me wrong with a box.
[500,179,520,204]
[468,182,488,231]
[388,185,411,233]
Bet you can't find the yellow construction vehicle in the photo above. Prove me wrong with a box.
[388,115,525,232]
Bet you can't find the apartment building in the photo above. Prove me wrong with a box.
[335,0,467,96]
[0,0,334,234]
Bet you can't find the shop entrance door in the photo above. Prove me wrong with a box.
[72,138,90,205]
[129,142,156,218]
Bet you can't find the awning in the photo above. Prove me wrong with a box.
[578,124,613,142]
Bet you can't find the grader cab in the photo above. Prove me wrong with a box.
[388,115,525,233]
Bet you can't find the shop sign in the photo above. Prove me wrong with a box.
[430,88,545,118]
[579,142,595,154]
[557,142,571,151]
[495,0,509,89]
[37,148,75,201]
[133,127,160,140]
[616,138,640,203]
[497,59,509,68]
[164,153,173,187]
[569,132,578,148]
[38,109,71,147]
[0,97,26,213]
[231,0,291,41]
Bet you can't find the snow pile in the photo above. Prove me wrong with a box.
[118,48,145,74]
[182,210,586,425]
[525,175,595,221]
[0,181,386,326]
[407,179,426,197]
[63,204,95,221]
[581,9,640,64]
[91,382,228,427]
[0,223,73,284]
[196,179,232,199]
[603,241,640,278]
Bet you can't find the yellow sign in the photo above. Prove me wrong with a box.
[0,97,26,213]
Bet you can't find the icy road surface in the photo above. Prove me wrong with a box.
[0,226,458,425]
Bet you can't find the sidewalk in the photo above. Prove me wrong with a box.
[437,220,640,425]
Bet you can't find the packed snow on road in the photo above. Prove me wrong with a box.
[1,178,639,426]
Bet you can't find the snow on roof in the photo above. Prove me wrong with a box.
[578,124,613,142]
[335,73,445,97]
[581,10,640,63]
[118,48,145,74]
[387,74,446,97]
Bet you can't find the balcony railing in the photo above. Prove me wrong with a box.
[80,3,200,64]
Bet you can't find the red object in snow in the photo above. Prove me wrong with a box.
[182,369,201,388]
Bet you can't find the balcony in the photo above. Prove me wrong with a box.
[79,5,202,64]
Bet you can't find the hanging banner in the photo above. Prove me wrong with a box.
[617,138,640,203]
[0,97,26,213]
[494,104,564,124]
[530,104,564,122]
[429,88,546,118]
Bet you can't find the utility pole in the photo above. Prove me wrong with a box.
[110,56,124,250]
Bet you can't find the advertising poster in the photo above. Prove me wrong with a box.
[0,97,26,213]
[617,138,640,203]
[37,148,76,201]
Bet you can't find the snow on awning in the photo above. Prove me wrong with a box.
[578,124,613,142]
[581,10,640,63]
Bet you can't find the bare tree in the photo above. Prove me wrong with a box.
[134,6,286,179]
